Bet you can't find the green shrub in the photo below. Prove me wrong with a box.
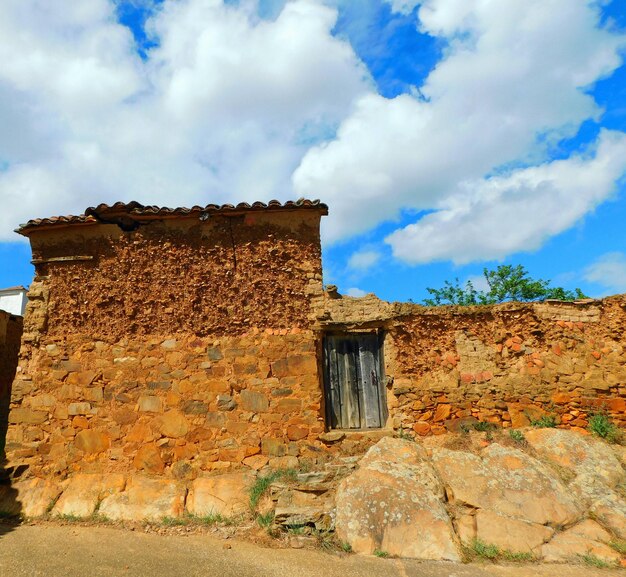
[473,421,496,432]
[588,414,623,444]
[249,471,282,511]
[509,429,526,443]
[530,415,557,428]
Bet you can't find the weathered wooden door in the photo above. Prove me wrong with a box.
[323,333,386,429]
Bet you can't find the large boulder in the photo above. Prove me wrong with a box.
[53,474,126,518]
[475,510,553,554]
[335,437,461,561]
[524,428,624,504]
[274,489,334,530]
[0,477,61,518]
[589,490,626,540]
[542,520,621,564]
[186,471,254,518]
[432,444,582,527]
[98,476,185,521]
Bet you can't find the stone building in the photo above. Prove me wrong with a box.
[3,199,625,487]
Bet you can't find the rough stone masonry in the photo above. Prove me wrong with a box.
[2,199,625,489]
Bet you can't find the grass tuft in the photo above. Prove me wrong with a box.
[579,553,612,568]
[473,421,496,432]
[530,415,557,428]
[471,539,500,560]
[161,516,188,526]
[255,511,274,528]
[609,540,626,555]
[588,414,623,444]
[509,429,526,443]
[373,549,389,558]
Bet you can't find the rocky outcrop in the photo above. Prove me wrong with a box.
[335,437,461,561]
[1,430,624,568]
[336,432,625,564]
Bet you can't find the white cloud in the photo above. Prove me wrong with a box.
[345,287,368,297]
[0,0,625,273]
[386,130,626,263]
[294,0,626,257]
[0,0,369,239]
[584,251,626,295]
[347,248,381,271]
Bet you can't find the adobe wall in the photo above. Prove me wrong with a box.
[314,291,626,436]
[0,310,23,454]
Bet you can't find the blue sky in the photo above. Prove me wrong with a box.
[1,0,626,303]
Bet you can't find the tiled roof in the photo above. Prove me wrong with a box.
[16,199,328,235]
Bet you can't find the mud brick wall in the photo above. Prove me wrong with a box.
[0,311,23,454]
[6,210,328,478]
[23,212,323,342]
[314,293,626,436]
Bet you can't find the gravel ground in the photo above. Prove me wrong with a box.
[0,522,623,577]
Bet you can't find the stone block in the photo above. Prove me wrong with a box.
[336,437,460,561]
[138,395,163,413]
[262,438,287,457]
[240,390,269,413]
[133,444,165,474]
[74,430,110,454]
[181,400,208,415]
[186,471,255,517]
[66,371,98,387]
[53,474,126,518]
[68,402,91,416]
[476,510,553,553]
[154,410,189,438]
[99,476,185,521]
[9,408,47,424]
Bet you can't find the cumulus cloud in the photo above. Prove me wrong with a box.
[387,130,626,263]
[0,0,369,239]
[1,0,625,272]
[584,251,626,295]
[347,248,381,271]
[294,0,626,256]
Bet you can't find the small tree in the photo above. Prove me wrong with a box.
[424,265,587,306]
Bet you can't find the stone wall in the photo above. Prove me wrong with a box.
[0,310,23,454]
[7,332,325,479]
[6,209,328,479]
[314,292,626,437]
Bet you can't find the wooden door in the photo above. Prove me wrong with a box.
[323,333,386,429]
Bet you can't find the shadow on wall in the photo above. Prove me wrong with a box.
[0,313,23,537]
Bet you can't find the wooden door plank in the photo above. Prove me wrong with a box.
[340,338,361,428]
[324,337,341,429]
[358,336,382,428]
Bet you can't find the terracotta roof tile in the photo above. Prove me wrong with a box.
[16,199,327,235]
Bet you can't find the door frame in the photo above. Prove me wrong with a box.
[322,330,387,430]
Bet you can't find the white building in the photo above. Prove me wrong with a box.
[0,286,28,316]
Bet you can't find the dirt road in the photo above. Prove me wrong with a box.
[0,524,622,577]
